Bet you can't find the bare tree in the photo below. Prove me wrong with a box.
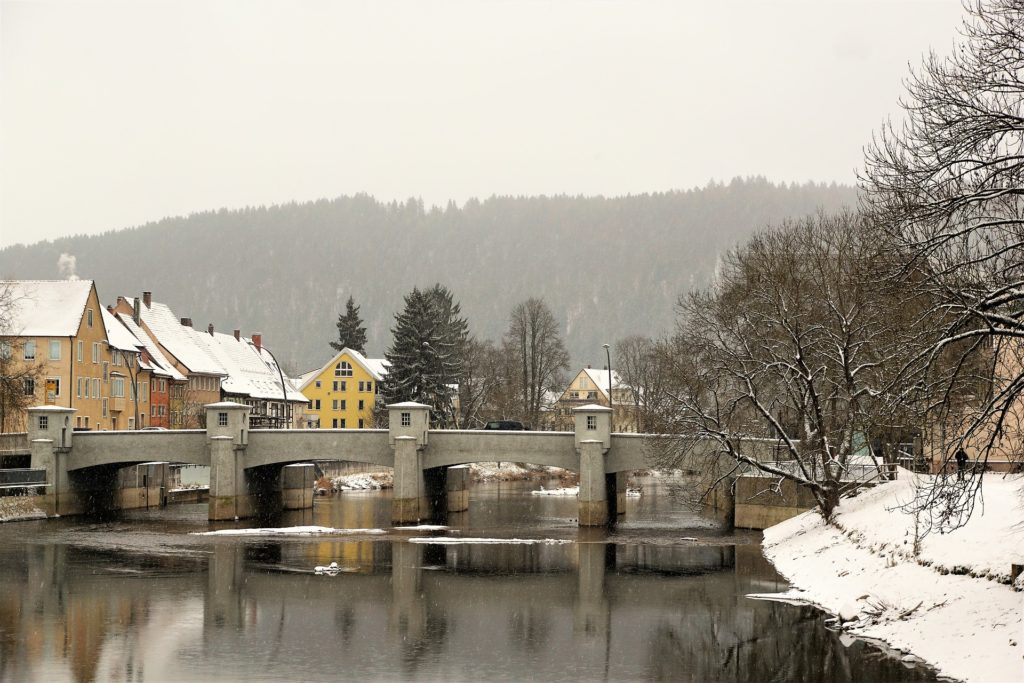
[0,283,44,433]
[861,0,1024,528]
[458,338,515,428]
[653,211,910,520]
[505,298,569,429]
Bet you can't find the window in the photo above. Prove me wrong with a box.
[45,377,60,399]
[366,381,373,393]
[49,340,60,360]
[128,417,135,430]
[332,418,338,428]
[587,391,597,400]
[77,340,84,362]
[332,399,339,410]
[114,352,123,367]
[341,400,346,410]
[141,382,147,401]
[0,341,10,360]
[151,405,156,417]
[332,381,340,391]
[91,343,99,363]
[581,378,589,389]
[87,309,93,327]
[358,399,364,411]
[38,415,48,430]
[158,405,165,417]
[77,378,83,398]
[102,362,108,381]
[401,412,411,427]
[340,380,346,392]
[24,340,36,360]
[340,418,346,428]
[586,415,597,430]
[315,380,321,388]
[102,398,108,418]
[92,378,100,398]
[570,391,579,399]
[218,412,228,427]
[358,381,365,392]
[358,418,364,429]
[335,361,353,377]
[111,377,125,398]
[23,377,34,396]
[313,399,321,410]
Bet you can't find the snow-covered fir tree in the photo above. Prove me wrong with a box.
[382,285,468,426]
[329,295,368,354]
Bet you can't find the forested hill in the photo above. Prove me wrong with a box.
[0,178,856,373]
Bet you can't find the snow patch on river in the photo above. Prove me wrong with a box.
[408,537,573,545]
[194,526,386,536]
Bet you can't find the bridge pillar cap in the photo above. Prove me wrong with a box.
[205,401,249,410]
[30,438,54,443]
[574,404,612,413]
[210,435,234,441]
[386,401,431,410]
[394,435,417,441]
[579,439,604,444]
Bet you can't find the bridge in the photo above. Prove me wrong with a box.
[24,402,774,526]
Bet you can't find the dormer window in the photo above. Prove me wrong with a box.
[335,361,353,377]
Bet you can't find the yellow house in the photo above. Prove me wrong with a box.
[0,280,117,431]
[298,348,388,429]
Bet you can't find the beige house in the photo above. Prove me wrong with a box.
[553,366,637,432]
[0,280,136,431]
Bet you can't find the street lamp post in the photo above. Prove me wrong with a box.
[259,343,291,429]
[603,343,613,431]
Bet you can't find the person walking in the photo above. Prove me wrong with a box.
[955,448,969,481]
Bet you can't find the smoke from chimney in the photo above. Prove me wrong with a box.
[57,253,79,281]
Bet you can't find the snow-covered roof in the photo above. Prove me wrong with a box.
[132,298,224,376]
[190,329,307,404]
[114,313,187,381]
[1,280,94,337]
[295,368,319,388]
[101,307,142,353]
[300,347,390,390]
[582,368,626,396]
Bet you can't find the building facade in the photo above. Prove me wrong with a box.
[299,348,388,429]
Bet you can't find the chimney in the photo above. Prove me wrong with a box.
[181,318,192,328]
[106,304,114,313]
[133,297,141,325]
[252,334,262,352]
[233,329,240,341]
[207,323,214,336]
[143,291,152,308]
[587,364,592,369]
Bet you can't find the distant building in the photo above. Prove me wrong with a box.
[553,366,637,432]
[299,347,388,429]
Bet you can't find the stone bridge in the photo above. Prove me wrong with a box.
[26,402,772,526]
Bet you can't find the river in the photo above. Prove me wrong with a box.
[0,476,939,682]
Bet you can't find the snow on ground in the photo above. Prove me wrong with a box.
[331,472,393,491]
[0,497,46,522]
[470,462,574,482]
[408,537,573,545]
[193,526,386,536]
[393,525,449,531]
[760,470,1024,683]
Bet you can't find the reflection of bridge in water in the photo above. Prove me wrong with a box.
[3,531,823,682]
[26,402,773,526]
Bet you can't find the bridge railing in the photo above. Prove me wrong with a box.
[738,459,897,484]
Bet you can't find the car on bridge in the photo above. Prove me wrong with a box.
[482,420,527,431]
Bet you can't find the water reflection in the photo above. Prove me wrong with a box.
[0,525,938,682]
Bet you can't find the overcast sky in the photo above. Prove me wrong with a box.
[0,0,965,248]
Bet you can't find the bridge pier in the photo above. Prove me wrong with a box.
[574,405,615,527]
[28,406,79,517]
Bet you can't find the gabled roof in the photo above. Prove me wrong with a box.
[191,329,307,403]
[101,307,143,353]
[1,280,94,337]
[299,347,390,390]
[112,312,187,381]
[581,368,626,397]
[129,297,224,376]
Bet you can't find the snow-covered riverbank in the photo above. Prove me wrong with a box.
[0,496,46,523]
[760,471,1023,682]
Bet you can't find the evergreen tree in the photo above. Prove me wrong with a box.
[382,285,468,427]
[329,296,367,354]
